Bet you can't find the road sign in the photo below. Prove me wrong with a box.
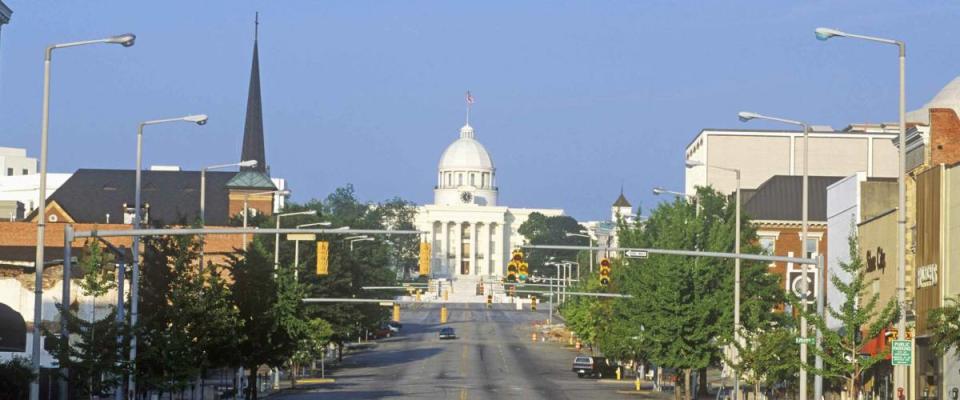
[794,337,815,345]
[287,233,316,241]
[624,250,648,258]
[892,340,912,365]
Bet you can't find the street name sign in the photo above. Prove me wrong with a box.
[794,337,815,345]
[287,233,317,241]
[625,250,648,259]
[892,340,912,365]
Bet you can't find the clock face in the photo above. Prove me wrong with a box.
[460,191,473,203]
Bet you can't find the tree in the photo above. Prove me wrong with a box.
[805,230,898,399]
[930,295,960,358]
[0,357,34,400]
[729,325,800,399]
[136,234,205,395]
[45,240,124,398]
[289,318,333,386]
[229,242,299,400]
[614,187,780,400]
[517,212,587,275]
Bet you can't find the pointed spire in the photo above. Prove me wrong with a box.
[241,12,266,173]
[613,186,631,208]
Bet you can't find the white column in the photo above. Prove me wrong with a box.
[491,222,507,276]
[469,222,478,276]
[441,221,449,276]
[481,223,491,277]
[454,222,462,276]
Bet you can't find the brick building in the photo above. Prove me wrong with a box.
[741,175,843,304]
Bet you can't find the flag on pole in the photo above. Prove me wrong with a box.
[466,91,475,105]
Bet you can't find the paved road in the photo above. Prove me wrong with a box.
[277,303,670,400]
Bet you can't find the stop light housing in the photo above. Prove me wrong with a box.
[530,296,537,311]
[506,252,519,283]
[599,258,611,287]
[419,242,431,276]
[316,241,329,275]
[511,250,529,282]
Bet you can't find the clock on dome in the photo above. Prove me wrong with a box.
[460,191,474,204]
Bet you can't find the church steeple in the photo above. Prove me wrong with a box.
[240,13,266,173]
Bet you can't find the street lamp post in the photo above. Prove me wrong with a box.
[738,111,815,399]
[815,27,907,399]
[686,159,741,400]
[242,189,290,251]
[348,236,375,251]
[565,231,593,272]
[274,210,318,270]
[31,32,135,400]
[199,160,257,266]
[293,222,332,280]
[130,113,207,397]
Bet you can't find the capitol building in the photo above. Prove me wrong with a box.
[415,122,564,282]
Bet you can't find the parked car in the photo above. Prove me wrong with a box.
[439,327,457,340]
[571,356,617,378]
[387,321,402,332]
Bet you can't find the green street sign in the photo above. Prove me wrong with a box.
[892,340,912,365]
[795,337,815,345]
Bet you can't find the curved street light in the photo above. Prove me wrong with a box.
[36,33,136,400]
[813,27,906,400]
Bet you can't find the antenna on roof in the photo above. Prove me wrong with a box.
[254,12,259,41]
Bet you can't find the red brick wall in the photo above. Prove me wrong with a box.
[930,108,960,166]
[0,221,246,265]
[757,224,829,296]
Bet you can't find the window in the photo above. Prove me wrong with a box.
[21,169,28,175]
[805,238,819,258]
[759,236,776,255]
[458,173,463,185]
[470,174,475,186]
[6,168,11,176]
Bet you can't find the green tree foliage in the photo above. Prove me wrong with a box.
[136,234,242,397]
[288,186,401,354]
[805,231,897,399]
[517,212,587,275]
[229,242,299,400]
[0,357,34,400]
[730,325,800,398]
[289,318,334,386]
[45,240,124,398]
[930,295,960,358]
[614,187,780,400]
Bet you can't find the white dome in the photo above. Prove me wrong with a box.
[907,76,960,124]
[438,124,494,171]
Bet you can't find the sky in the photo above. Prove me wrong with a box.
[1,1,959,221]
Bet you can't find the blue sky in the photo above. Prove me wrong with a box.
[1,1,958,221]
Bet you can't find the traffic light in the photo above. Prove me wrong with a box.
[418,242,431,276]
[599,258,611,287]
[530,295,537,311]
[316,241,329,275]
[512,250,529,283]
[486,294,493,308]
[506,252,519,283]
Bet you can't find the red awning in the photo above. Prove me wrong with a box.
[861,328,891,360]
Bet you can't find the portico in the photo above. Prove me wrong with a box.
[414,120,563,281]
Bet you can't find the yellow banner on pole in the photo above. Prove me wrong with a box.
[316,241,329,275]
[418,242,431,276]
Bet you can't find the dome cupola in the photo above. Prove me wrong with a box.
[434,123,498,206]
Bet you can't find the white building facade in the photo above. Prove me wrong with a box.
[415,123,563,280]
